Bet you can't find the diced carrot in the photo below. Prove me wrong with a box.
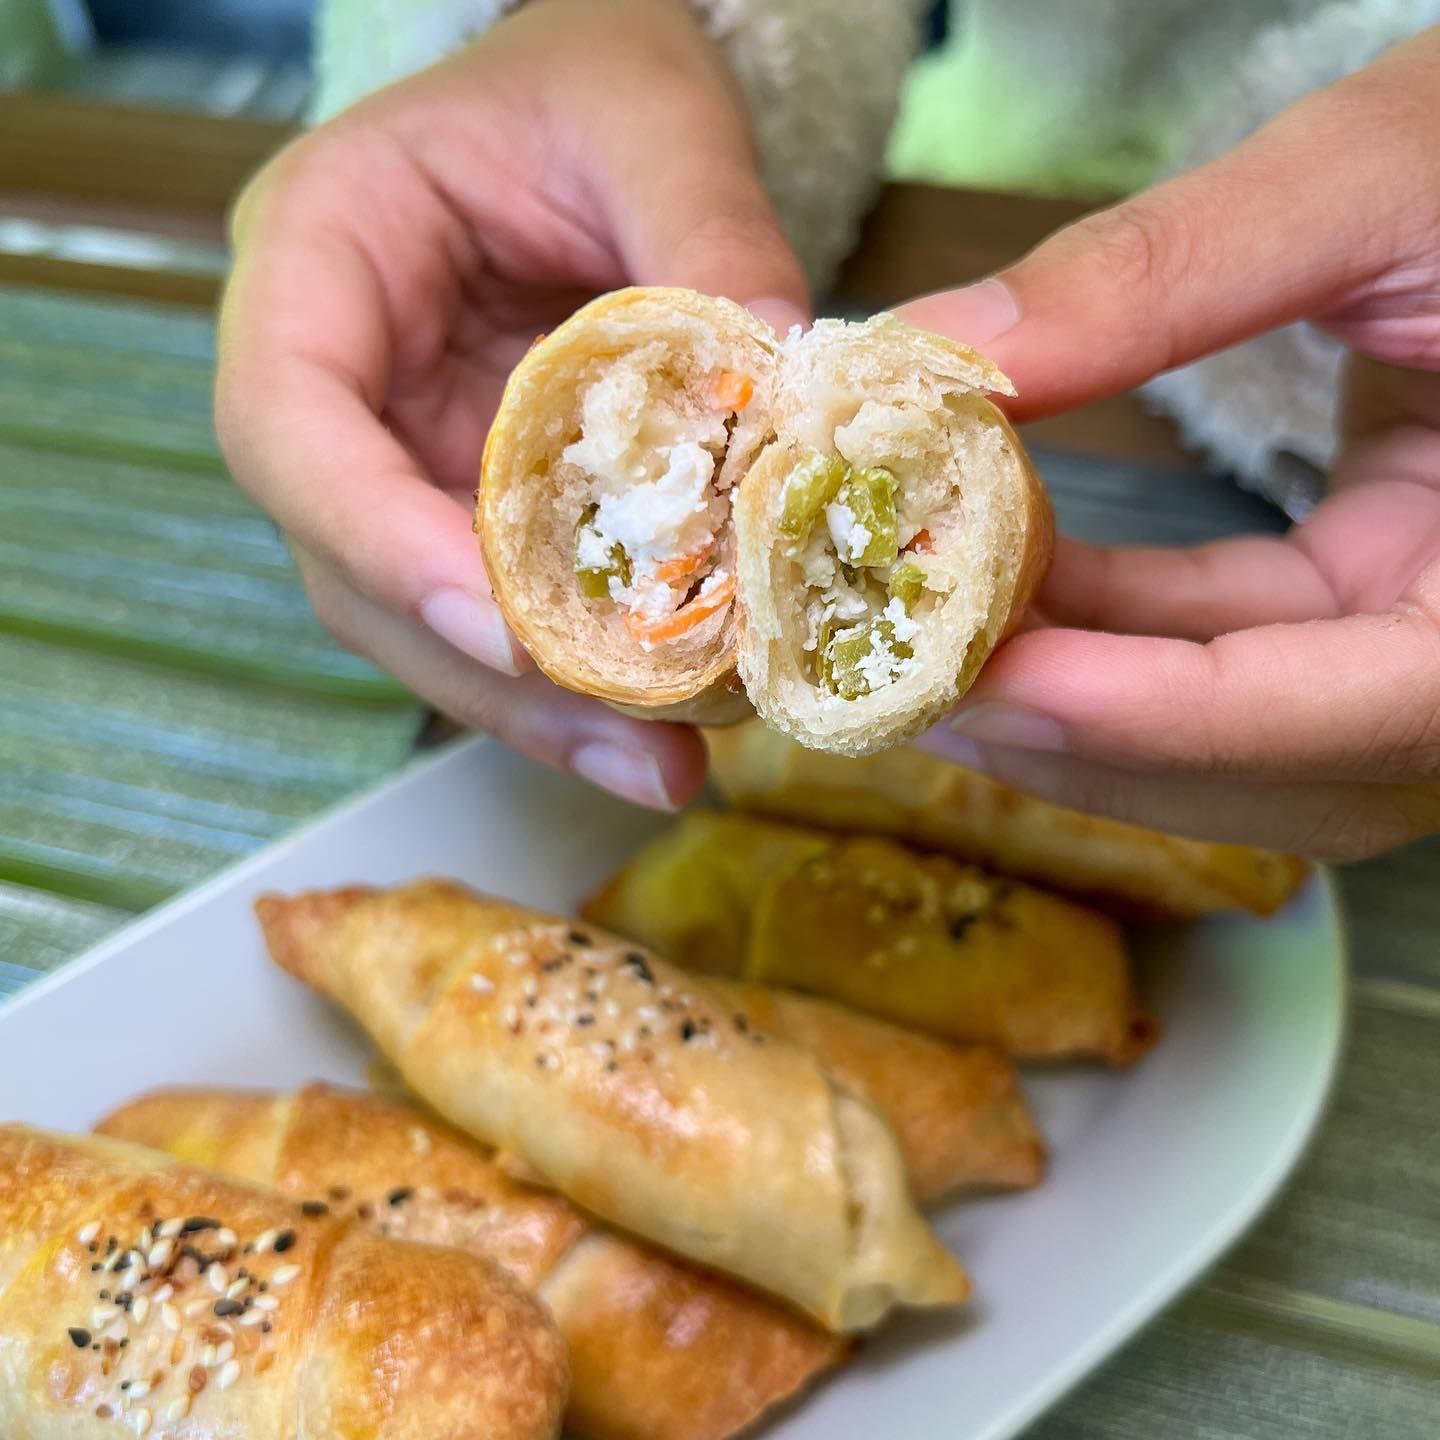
[624,573,737,647]
[710,370,754,412]
[653,540,716,585]
[905,528,936,555]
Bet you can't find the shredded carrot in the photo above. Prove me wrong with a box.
[653,540,716,585]
[710,370,754,412]
[905,528,936,555]
[624,573,736,647]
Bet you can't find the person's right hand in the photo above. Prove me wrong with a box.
[215,0,808,809]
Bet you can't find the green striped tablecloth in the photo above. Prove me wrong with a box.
[0,284,423,994]
[2,283,1437,1437]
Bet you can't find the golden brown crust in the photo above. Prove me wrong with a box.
[0,1124,567,1440]
[706,723,1308,919]
[99,1086,845,1440]
[477,287,773,722]
[254,881,968,1331]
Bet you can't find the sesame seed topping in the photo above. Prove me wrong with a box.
[207,1264,227,1294]
[131,1297,150,1326]
[273,1230,296,1253]
[301,1201,328,1217]
[138,1228,152,1253]
[183,1300,209,1319]
[159,1218,184,1239]
[92,1306,117,1328]
[623,953,654,984]
[214,1340,234,1365]
[152,1284,173,1304]
[127,1379,151,1400]
[213,1299,244,1318]
[225,1279,246,1300]
[147,1238,173,1269]
[217,1360,240,1391]
[680,1019,698,1041]
[215,1228,237,1250]
[200,1345,216,1368]
[145,1335,161,1357]
[568,930,592,946]
[387,1188,413,1207]
[161,1304,180,1334]
[68,1327,91,1349]
[602,999,621,1019]
[78,1221,101,1246]
[254,1230,277,1255]
[470,973,495,995]
[165,1397,191,1423]
[129,1406,152,1435]
[239,1309,266,1327]
[271,1265,300,1287]
[253,1294,279,1312]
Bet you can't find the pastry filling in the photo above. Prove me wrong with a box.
[780,429,946,700]
[565,353,753,651]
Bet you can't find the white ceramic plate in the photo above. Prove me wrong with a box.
[0,736,1346,1440]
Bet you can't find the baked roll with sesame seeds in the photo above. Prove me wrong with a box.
[256,880,970,1332]
[99,1084,848,1440]
[584,809,1154,1066]
[477,286,1052,751]
[0,1124,567,1440]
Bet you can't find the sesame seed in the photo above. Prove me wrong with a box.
[179,1218,218,1235]
[164,1397,191,1423]
[623,953,654,984]
[602,999,621,1019]
[271,1265,300,1287]
[78,1221,101,1246]
[152,1284,173,1304]
[146,1335,161,1356]
[139,1228,153,1253]
[215,1340,234,1365]
[213,1299,244,1318]
[201,1345,216,1368]
[225,1279,246,1300]
[470,973,495,995]
[502,1003,520,1029]
[158,1219,184,1239]
[522,977,539,999]
[273,1231,296,1253]
[254,1230,277,1255]
[569,930,592,946]
[575,1012,595,1026]
[131,1297,150,1326]
[92,1306,118,1328]
[161,1305,180,1334]
[127,1379,151,1400]
[129,1406,152,1435]
[184,1300,209,1319]
[680,1019,698,1041]
[215,1228,237,1250]
[68,1328,91,1348]
[387,1188,413,1207]
[217,1360,240,1391]
[239,1309,266,1327]
[147,1239,173,1269]
[301,1201,328,1217]
[207,1264,227,1293]
[408,1128,432,1154]
[252,1294,278,1312]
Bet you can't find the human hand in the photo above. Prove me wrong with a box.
[900,26,1440,859]
[215,0,808,810]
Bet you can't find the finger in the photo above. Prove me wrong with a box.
[1041,535,1341,639]
[217,190,527,678]
[943,602,1440,784]
[910,734,1436,861]
[296,550,708,811]
[575,14,811,322]
[894,31,1440,416]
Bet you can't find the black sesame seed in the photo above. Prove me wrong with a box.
[605,1061,618,1072]
[91,1344,100,1352]
[120,1381,130,1391]
[87,1242,98,1253]
[948,913,978,942]
[98,1290,110,1301]
[68,1328,91,1349]
[623,953,654,985]
[733,1014,748,1033]
[106,1237,117,1255]
[261,1321,272,1334]
[568,930,592,947]
[213,1299,244,1317]
[387,1188,413,1207]
[243,1244,254,1255]
[328,1186,350,1202]
[575,1013,595,1026]
[273,1231,296,1253]
[301,1201,328,1218]
[90,1263,101,1273]
[180,1218,219,1235]
[680,1019,698,1041]
[540,958,566,973]
[119,1338,128,1348]
[258,1283,268,1293]
[638,1025,652,1039]
[524,995,537,1008]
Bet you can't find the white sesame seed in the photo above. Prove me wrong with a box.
[101,1252,122,1273]
[239,1308,266,1327]
[470,973,494,995]
[91,1306,117,1327]
[270,1264,301,1287]
[131,1297,150,1326]
[602,999,621,1019]
[590,1042,612,1059]
[619,1033,637,1053]
[253,1294,278,1312]
[215,1340,235,1365]
[408,1127,432,1154]
[522,977,539,999]
[255,1229,277,1255]
[158,1219,183,1239]
[139,1228,153,1253]
[207,1264,228,1294]
[161,1304,180,1333]
[217,1360,240,1391]
[201,1345,216,1368]
[147,1239,173,1269]
[129,1406,152,1435]
[226,1279,247,1300]
[145,1335,161,1357]
[215,1228,237,1250]
[127,1380,151,1401]
[164,1397,191,1424]
[184,1299,209,1319]
[502,1003,520,1029]
[152,1284,173,1304]
[78,1221,101,1246]
[507,948,529,966]
[636,1005,660,1022]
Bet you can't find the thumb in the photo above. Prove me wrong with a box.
[583,18,811,327]
[895,28,1440,419]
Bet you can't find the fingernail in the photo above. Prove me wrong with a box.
[913,729,990,772]
[901,278,1020,346]
[420,587,529,677]
[949,702,1065,750]
[745,297,810,337]
[570,741,676,810]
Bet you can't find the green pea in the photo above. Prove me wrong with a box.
[836,466,899,568]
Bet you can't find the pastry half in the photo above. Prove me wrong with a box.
[477,287,1052,750]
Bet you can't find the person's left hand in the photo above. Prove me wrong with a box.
[900,26,1440,859]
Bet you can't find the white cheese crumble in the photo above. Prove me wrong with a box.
[824,500,871,564]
